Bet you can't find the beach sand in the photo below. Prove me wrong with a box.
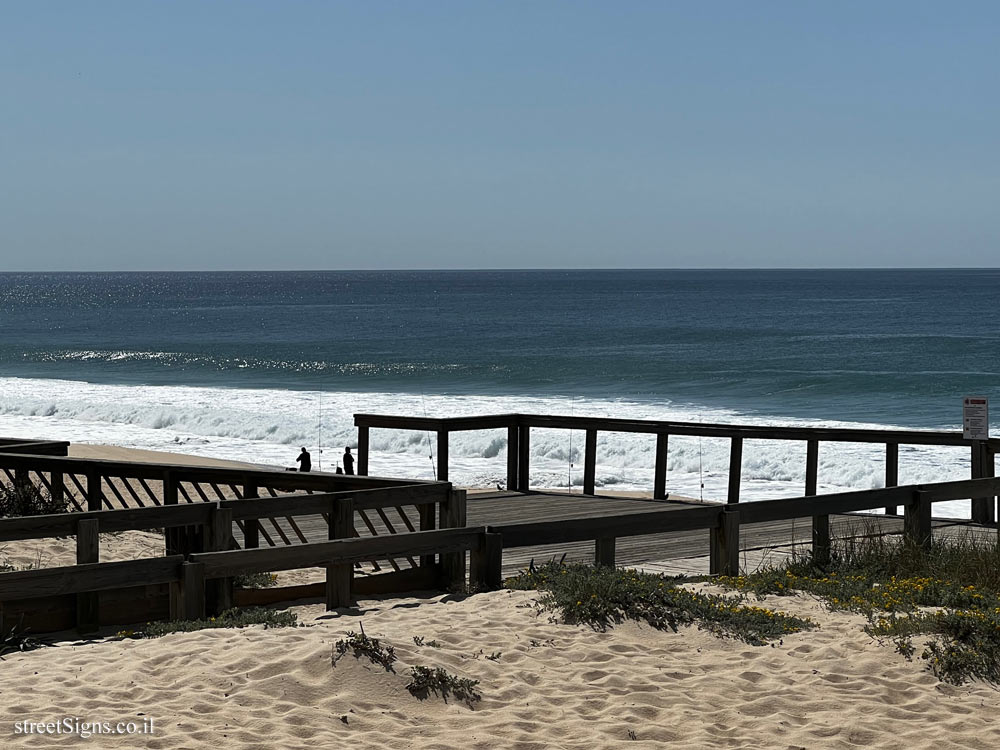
[4,444,998,748]
[2,586,999,749]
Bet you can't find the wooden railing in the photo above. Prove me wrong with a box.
[4,474,999,637]
[0,482,465,634]
[354,413,1000,522]
[0,451,450,567]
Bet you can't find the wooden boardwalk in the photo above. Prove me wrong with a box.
[255,490,984,578]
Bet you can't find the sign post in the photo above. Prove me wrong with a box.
[963,396,990,440]
[964,396,993,525]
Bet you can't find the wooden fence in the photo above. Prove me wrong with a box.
[354,413,1000,521]
[3,470,999,636]
[0,482,465,635]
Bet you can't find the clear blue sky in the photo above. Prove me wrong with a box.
[2,1,998,270]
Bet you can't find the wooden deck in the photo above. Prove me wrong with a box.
[254,490,986,578]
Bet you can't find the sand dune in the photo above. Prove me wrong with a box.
[2,586,998,749]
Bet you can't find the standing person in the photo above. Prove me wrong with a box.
[342,446,355,475]
[296,447,312,472]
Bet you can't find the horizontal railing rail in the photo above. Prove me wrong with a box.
[0,483,452,543]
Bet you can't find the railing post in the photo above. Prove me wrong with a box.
[805,439,819,496]
[243,481,259,548]
[904,489,932,550]
[436,430,449,483]
[440,489,467,590]
[517,425,531,492]
[812,514,830,567]
[86,468,102,512]
[326,496,355,609]
[583,429,597,495]
[884,443,899,515]
[727,437,743,504]
[357,424,370,476]
[51,471,65,506]
[971,441,993,524]
[710,508,740,576]
[206,506,233,615]
[653,433,669,500]
[76,518,100,633]
[506,424,519,491]
[470,530,503,591]
[418,499,436,568]
[595,537,616,567]
[181,562,206,620]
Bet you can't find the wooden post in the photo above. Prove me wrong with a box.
[727,437,743,504]
[583,429,597,495]
[971,442,993,524]
[805,439,819,496]
[506,425,519,491]
[51,471,65,506]
[326,497,355,609]
[884,443,899,515]
[440,489,467,590]
[76,518,100,634]
[812,513,830,567]
[904,490,932,550]
[595,537,616,567]
[470,531,503,591]
[206,506,233,615]
[243,481,259,548]
[517,425,531,492]
[86,468,102,512]
[418,501,436,568]
[653,433,669,500]
[710,508,740,576]
[357,424,370,476]
[181,562,206,620]
[436,430,449,483]
[162,470,180,556]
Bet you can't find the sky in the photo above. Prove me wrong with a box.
[1,1,998,271]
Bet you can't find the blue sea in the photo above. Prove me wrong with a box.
[1,270,997,515]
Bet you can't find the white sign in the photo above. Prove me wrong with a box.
[963,396,990,440]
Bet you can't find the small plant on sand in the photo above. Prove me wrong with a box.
[1,615,41,658]
[332,623,396,670]
[717,533,1000,685]
[407,665,481,706]
[0,481,67,518]
[234,571,279,589]
[412,636,442,648]
[125,607,297,638]
[507,560,813,646]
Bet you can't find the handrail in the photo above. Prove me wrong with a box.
[0,483,451,542]
[0,450,441,490]
[355,412,1000,448]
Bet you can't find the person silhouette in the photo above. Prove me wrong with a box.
[343,446,355,475]
[296,447,312,472]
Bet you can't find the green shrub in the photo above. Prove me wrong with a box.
[407,665,481,706]
[717,533,1000,685]
[333,624,396,670]
[507,561,813,646]
[123,607,297,638]
[234,571,279,589]
[0,481,68,518]
[1,615,41,657]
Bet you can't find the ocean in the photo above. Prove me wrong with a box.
[1,270,997,516]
